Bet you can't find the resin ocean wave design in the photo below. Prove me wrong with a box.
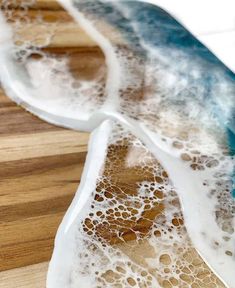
[0,1,234,287]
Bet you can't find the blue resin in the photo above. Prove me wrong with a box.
[74,0,235,198]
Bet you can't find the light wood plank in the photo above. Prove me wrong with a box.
[0,262,48,288]
[0,130,88,162]
[0,89,88,272]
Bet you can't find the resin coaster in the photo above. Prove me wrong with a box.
[0,1,234,287]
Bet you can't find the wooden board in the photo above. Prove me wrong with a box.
[0,89,89,286]
[0,262,48,288]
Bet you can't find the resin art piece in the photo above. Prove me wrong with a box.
[0,1,235,287]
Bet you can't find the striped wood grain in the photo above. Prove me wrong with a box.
[0,89,89,283]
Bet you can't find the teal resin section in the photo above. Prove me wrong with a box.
[73,0,235,196]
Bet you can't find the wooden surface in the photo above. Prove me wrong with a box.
[0,262,48,288]
[0,90,89,286]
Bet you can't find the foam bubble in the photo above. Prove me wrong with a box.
[48,120,227,288]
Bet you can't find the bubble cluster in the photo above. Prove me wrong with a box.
[62,123,226,288]
[0,0,107,123]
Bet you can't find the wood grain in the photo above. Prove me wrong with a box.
[0,90,89,277]
[0,262,48,288]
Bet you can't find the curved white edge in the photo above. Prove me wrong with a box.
[0,1,121,131]
[58,0,122,109]
[47,119,112,288]
[0,47,94,132]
